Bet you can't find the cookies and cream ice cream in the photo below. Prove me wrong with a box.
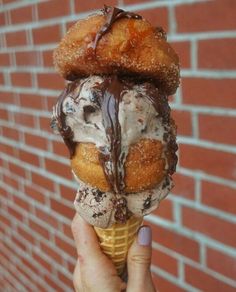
[51,75,177,228]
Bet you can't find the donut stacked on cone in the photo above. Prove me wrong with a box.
[51,6,180,275]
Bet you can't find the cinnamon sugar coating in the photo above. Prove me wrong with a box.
[53,14,180,95]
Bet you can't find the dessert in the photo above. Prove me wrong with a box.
[51,5,179,275]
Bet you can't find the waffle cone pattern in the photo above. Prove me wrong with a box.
[94,216,143,275]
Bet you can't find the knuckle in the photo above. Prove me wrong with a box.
[129,253,151,266]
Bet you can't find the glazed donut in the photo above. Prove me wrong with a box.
[53,7,180,95]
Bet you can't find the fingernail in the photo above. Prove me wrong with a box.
[137,226,152,246]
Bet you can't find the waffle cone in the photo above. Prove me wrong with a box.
[94,216,143,276]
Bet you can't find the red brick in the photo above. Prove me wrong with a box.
[0,91,15,103]
[6,30,27,47]
[19,93,44,109]
[45,158,71,180]
[55,235,77,258]
[199,39,236,70]
[37,0,70,20]
[0,12,6,26]
[40,242,63,264]
[31,172,55,192]
[153,198,173,221]
[182,78,236,109]
[8,162,26,177]
[0,108,8,121]
[39,116,51,133]
[11,72,32,87]
[199,114,236,145]
[153,274,185,292]
[3,174,19,190]
[66,261,75,274]
[172,173,195,200]
[44,274,64,292]
[0,213,11,227]
[24,185,46,204]
[136,8,168,32]
[18,149,40,166]
[25,133,48,150]
[60,184,75,202]
[52,141,69,157]
[32,251,52,272]
[153,249,178,276]
[21,257,39,275]
[207,248,236,280]
[124,0,154,3]
[75,0,116,13]
[50,199,74,220]
[58,271,73,290]
[182,207,235,247]
[0,52,10,66]
[13,195,31,211]
[35,208,58,229]
[17,226,35,245]
[171,110,192,136]
[62,222,73,240]
[15,51,39,66]
[42,50,54,67]
[12,234,28,251]
[185,264,235,292]
[0,72,4,84]
[46,96,57,111]
[10,6,33,24]
[179,144,236,181]
[2,0,17,3]
[151,223,200,261]
[171,41,190,69]
[2,126,19,140]
[7,205,24,221]
[29,219,50,239]
[14,112,35,128]
[37,73,65,90]
[202,181,236,215]
[0,143,15,156]
[176,0,236,32]
[32,25,61,45]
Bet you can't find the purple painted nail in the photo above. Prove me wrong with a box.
[138,226,152,246]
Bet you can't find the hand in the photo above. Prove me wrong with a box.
[71,214,156,292]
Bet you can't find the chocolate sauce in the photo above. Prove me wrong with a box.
[54,82,78,158]
[92,5,142,50]
[114,197,128,223]
[95,76,127,194]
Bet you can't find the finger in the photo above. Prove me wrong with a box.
[73,259,82,292]
[71,213,101,257]
[127,225,156,292]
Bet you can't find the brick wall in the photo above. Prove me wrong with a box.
[0,0,236,291]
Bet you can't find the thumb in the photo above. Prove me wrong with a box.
[127,225,156,292]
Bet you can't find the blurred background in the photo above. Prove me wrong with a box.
[0,0,236,291]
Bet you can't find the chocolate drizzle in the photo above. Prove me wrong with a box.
[92,5,142,50]
[52,82,78,158]
[94,76,127,194]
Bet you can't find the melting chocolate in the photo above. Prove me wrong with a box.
[92,5,142,50]
[94,76,128,194]
[53,82,78,158]
[114,197,128,223]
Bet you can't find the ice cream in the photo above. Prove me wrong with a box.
[51,75,177,228]
[51,5,179,275]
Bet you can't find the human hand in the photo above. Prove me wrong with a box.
[71,214,156,292]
